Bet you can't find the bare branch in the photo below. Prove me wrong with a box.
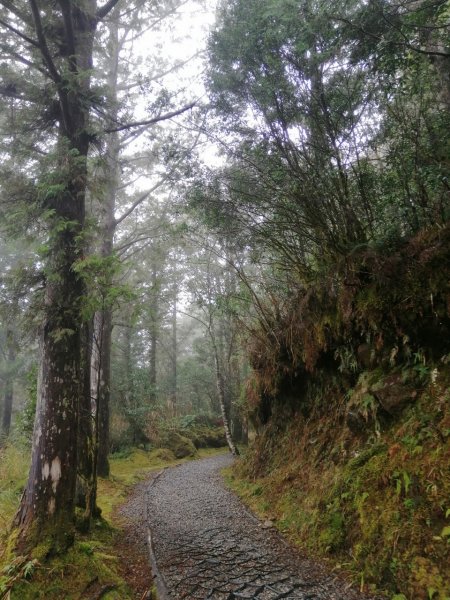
[114,190,152,227]
[0,1,31,24]
[104,102,196,133]
[96,0,122,20]
[117,53,199,92]
[178,309,209,330]
[115,227,167,256]
[114,176,169,226]
[0,17,40,48]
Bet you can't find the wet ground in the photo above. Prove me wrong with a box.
[145,454,375,600]
[116,478,155,599]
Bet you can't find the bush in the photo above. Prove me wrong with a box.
[109,413,134,453]
[15,364,38,442]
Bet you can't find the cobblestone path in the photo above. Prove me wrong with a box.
[146,454,374,600]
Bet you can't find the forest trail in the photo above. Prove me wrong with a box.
[145,455,376,600]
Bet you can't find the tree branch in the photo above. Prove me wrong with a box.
[114,190,152,227]
[0,45,48,76]
[0,83,29,102]
[0,17,40,48]
[117,53,199,92]
[0,1,31,25]
[104,102,196,133]
[28,0,61,84]
[114,176,169,226]
[335,15,450,58]
[96,0,122,20]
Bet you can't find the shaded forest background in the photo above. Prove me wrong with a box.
[0,0,449,599]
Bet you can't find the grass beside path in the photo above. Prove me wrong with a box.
[0,444,227,599]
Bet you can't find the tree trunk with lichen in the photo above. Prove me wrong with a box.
[14,276,84,548]
[13,1,97,550]
[76,321,98,529]
[212,336,239,457]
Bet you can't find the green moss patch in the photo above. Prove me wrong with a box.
[160,431,197,458]
[7,528,130,600]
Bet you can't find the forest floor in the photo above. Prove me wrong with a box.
[113,477,156,599]
[0,445,227,599]
[145,453,378,600]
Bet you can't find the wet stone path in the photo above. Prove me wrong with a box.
[146,455,373,600]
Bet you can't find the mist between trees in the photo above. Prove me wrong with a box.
[0,0,448,562]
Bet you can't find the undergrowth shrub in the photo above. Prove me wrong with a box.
[236,354,450,598]
[15,364,37,442]
[246,224,450,425]
[0,442,29,535]
[235,226,450,597]
[109,412,134,453]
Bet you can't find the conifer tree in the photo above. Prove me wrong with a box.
[0,0,121,549]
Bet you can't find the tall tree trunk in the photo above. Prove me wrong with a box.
[120,308,134,410]
[1,379,13,438]
[211,334,239,456]
[149,325,157,403]
[149,265,158,404]
[15,207,86,548]
[1,328,16,437]
[95,11,120,478]
[96,308,113,478]
[229,344,245,444]
[171,286,178,416]
[204,256,238,455]
[222,253,246,444]
[14,1,97,550]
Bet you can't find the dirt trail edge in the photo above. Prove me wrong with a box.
[145,454,377,600]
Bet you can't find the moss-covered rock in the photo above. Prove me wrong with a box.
[184,426,227,449]
[161,432,197,458]
[184,429,207,448]
[370,373,417,415]
[152,448,176,462]
[204,427,227,448]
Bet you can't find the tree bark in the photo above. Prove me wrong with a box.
[170,281,178,416]
[149,265,158,404]
[76,321,97,528]
[120,311,133,408]
[212,335,239,456]
[1,328,16,437]
[14,1,97,550]
[94,10,120,478]
[202,255,239,455]
[95,308,112,478]
[15,231,85,548]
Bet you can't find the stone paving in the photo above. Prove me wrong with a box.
[146,454,375,600]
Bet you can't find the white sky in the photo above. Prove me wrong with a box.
[116,0,222,208]
[136,0,218,108]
